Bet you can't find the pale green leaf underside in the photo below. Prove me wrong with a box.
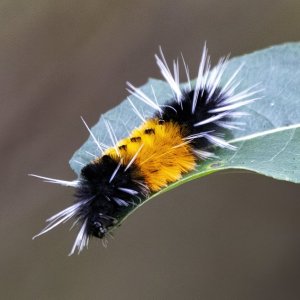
[70,43,300,226]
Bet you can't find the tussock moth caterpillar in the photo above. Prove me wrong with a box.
[31,45,259,255]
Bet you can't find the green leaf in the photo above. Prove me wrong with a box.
[70,42,300,228]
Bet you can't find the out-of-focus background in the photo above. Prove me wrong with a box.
[1,1,300,299]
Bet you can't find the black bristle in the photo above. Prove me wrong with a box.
[156,88,230,148]
[75,155,148,238]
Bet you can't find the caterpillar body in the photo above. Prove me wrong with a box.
[31,46,259,255]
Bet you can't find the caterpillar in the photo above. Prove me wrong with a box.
[31,45,259,255]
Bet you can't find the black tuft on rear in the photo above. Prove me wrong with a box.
[156,88,230,149]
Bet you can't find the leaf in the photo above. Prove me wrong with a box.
[70,42,300,227]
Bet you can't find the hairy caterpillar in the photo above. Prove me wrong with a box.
[31,45,259,255]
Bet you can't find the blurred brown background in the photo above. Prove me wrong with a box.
[1,0,300,299]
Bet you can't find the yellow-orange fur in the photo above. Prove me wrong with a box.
[100,118,196,192]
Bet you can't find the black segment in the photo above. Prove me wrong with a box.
[75,155,148,238]
[155,88,230,148]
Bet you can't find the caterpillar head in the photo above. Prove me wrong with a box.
[31,155,148,255]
